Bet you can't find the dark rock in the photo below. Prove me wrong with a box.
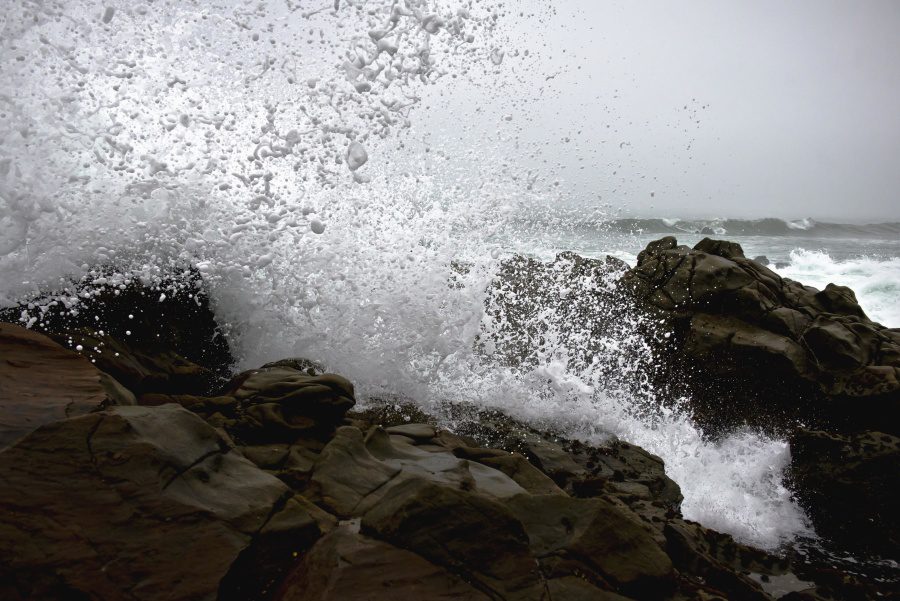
[546,577,636,601]
[260,357,326,375]
[621,236,900,435]
[454,447,567,496]
[694,237,745,260]
[0,322,131,449]
[57,329,226,396]
[274,525,491,601]
[361,477,546,599]
[814,283,867,319]
[753,255,770,266]
[309,425,526,518]
[507,494,675,598]
[224,366,356,442]
[0,404,328,601]
[1,268,233,396]
[6,264,896,598]
[446,411,683,511]
[385,422,437,439]
[663,519,786,601]
[788,429,900,558]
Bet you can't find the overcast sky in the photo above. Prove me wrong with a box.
[410,0,900,221]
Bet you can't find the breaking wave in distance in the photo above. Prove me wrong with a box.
[604,217,900,238]
[777,250,900,328]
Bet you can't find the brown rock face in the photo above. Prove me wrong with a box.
[0,404,324,601]
[0,322,120,449]
[622,236,900,435]
[0,269,234,396]
[275,525,491,601]
[2,269,893,599]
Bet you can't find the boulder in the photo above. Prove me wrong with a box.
[0,322,131,449]
[663,519,786,601]
[361,477,545,600]
[274,525,491,601]
[309,425,527,518]
[445,411,682,510]
[506,494,675,598]
[1,269,233,396]
[788,429,900,558]
[0,404,326,601]
[224,366,356,442]
[622,237,900,434]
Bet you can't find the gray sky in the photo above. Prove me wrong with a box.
[409,0,900,221]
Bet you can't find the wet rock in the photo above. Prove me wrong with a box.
[788,429,899,558]
[0,322,130,449]
[507,494,675,598]
[274,525,491,601]
[59,330,226,396]
[310,425,527,518]
[447,411,682,511]
[693,237,745,260]
[0,404,327,601]
[224,366,355,442]
[663,520,785,601]
[1,270,233,396]
[622,236,900,435]
[454,447,567,496]
[361,477,545,599]
[385,422,436,439]
[546,577,636,601]
[753,255,770,266]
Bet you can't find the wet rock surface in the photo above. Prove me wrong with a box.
[622,237,900,562]
[0,322,132,449]
[484,238,900,568]
[0,269,233,396]
[1,263,898,599]
[0,404,326,601]
[622,236,900,436]
[788,429,899,558]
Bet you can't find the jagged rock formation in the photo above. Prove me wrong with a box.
[482,238,900,562]
[622,236,900,435]
[1,260,897,598]
[0,403,330,601]
[0,268,233,396]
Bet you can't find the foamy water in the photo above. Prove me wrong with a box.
[0,0,817,552]
[777,250,900,327]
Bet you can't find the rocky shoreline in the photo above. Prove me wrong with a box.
[1,237,897,600]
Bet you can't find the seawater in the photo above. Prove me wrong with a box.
[525,228,900,327]
[0,0,874,554]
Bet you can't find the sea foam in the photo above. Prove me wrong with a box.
[777,250,900,327]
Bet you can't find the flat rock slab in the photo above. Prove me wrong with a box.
[275,525,490,601]
[0,404,317,601]
[0,323,108,449]
[385,422,436,440]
